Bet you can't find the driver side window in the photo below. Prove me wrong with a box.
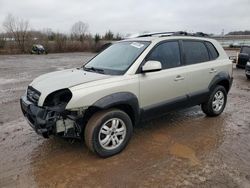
[147,41,181,69]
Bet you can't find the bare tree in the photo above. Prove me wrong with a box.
[103,30,114,40]
[55,33,67,52]
[94,33,101,44]
[3,14,29,53]
[0,33,5,49]
[71,21,88,41]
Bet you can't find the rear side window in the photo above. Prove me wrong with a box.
[241,46,250,55]
[183,41,209,65]
[147,41,181,69]
[205,42,219,60]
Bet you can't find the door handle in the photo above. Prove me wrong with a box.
[174,75,184,81]
[209,68,217,73]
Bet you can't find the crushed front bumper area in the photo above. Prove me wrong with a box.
[20,96,81,138]
[20,96,56,137]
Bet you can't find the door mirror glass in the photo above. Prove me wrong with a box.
[142,61,162,73]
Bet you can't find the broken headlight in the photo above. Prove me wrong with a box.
[27,86,41,105]
[43,89,72,109]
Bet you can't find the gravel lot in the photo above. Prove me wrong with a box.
[0,52,250,188]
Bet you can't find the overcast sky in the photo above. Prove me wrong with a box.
[0,0,249,35]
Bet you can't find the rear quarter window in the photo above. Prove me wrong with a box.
[205,42,219,60]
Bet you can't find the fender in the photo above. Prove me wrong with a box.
[91,92,140,124]
[208,71,232,92]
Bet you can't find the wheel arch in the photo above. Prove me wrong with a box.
[208,72,232,93]
[83,92,140,127]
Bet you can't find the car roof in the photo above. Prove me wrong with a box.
[241,45,250,48]
[123,35,216,44]
[123,31,211,42]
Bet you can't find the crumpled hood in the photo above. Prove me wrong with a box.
[30,68,111,94]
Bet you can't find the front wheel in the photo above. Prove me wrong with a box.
[84,109,133,158]
[201,86,227,117]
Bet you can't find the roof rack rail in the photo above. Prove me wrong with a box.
[136,31,210,38]
[171,31,188,36]
[170,31,210,37]
[137,31,177,38]
[194,32,210,37]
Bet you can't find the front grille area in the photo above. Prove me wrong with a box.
[27,86,41,105]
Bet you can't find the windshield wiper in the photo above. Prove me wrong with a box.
[83,66,104,74]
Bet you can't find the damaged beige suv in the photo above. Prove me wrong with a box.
[20,32,233,157]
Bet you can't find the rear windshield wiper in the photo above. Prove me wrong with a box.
[83,66,104,74]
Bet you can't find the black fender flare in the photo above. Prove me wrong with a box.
[208,71,232,92]
[88,92,140,125]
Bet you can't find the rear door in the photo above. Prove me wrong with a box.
[181,40,220,101]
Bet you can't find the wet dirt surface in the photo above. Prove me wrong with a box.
[0,52,250,187]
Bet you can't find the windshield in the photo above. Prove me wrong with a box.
[84,41,150,75]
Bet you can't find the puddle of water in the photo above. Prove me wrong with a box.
[0,78,18,84]
[56,67,66,71]
[169,143,200,166]
[0,77,30,85]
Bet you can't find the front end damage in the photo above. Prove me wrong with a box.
[20,86,83,138]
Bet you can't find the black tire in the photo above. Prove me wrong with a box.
[201,86,227,117]
[84,109,133,158]
[246,74,250,80]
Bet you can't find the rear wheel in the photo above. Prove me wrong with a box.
[84,109,133,158]
[201,86,227,117]
[246,74,250,80]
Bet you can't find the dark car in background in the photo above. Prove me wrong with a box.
[237,46,250,68]
[31,44,47,55]
[245,61,250,79]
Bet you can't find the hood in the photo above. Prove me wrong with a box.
[30,68,111,94]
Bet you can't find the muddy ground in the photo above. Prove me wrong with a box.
[0,52,250,188]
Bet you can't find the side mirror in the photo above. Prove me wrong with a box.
[142,60,162,73]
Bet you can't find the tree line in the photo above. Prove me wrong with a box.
[226,30,250,36]
[0,14,123,54]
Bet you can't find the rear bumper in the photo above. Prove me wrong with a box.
[20,96,55,136]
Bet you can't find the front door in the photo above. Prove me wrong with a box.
[139,41,189,111]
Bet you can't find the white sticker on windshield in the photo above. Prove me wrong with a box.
[130,42,144,49]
